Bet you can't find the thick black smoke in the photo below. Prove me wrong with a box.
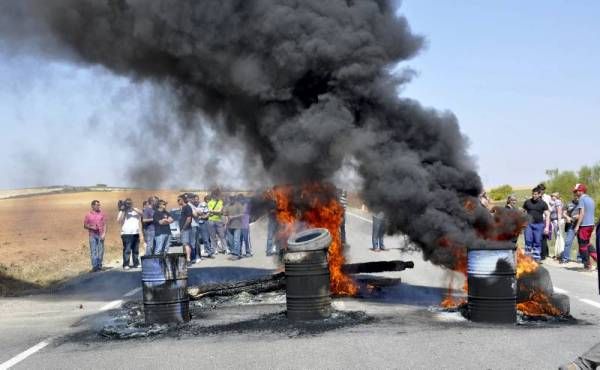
[0,0,522,268]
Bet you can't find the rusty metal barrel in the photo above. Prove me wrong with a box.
[284,228,332,321]
[468,247,517,324]
[141,253,190,324]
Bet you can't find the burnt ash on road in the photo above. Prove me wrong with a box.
[1,212,600,370]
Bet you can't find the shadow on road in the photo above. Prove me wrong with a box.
[358,281,450,307]
[0,270,43,297]
[187,266,275,286]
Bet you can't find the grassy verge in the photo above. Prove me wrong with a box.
[0,243,123,296]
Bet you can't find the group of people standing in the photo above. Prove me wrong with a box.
[142,190,254,267]
[82,190,255,271]
[520,182,598,270]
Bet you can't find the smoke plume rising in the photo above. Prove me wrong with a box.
[0,0,523,268]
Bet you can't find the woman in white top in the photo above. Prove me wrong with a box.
[550,192,565,259]
[117,198,143,269]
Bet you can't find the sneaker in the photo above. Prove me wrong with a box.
[228,255,241,261]
[123,266,130,270]
[132,264,140,269]
[206,254,216,259]
[186,261,194,267]
[194,258,201,263]
[244,253,253,257]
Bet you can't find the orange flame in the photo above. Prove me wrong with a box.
[514,247,564,316]
[270,183,358,296]
[516,247,538,278]
[439,200,562,316]
[439,237,468,308]
[516,289,562,316]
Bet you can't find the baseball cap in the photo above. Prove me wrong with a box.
[573,183,587,193]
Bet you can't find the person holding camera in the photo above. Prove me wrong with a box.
[117,198,142,269]
[152,199,173,255]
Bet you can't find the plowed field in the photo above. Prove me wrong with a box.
[0,189,188,294]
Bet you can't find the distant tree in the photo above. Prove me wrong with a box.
[545,163,600,218]
[489,184,513,201]
[96,184,108,188]
[545,169,578,200]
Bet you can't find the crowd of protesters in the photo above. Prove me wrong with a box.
[83,190,258,271]
[498,182,599,270]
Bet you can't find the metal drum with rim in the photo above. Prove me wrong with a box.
[141,253,190,324]
[467,248,517,324]
[284,228,332,321]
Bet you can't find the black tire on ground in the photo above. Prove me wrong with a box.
[517,266,554,302]
[550,293,570,315]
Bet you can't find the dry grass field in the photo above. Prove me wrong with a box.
[0,187,65,199]
[0,189,189,295]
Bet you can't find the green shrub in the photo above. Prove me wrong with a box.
[489,184,513,201]
[545,163,600,218]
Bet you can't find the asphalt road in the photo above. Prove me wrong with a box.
[1,208,600,369]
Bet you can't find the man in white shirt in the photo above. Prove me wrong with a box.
[117,198,142,270]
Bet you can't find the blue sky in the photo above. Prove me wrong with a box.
[400,0,600,187]
[0,1,598,189]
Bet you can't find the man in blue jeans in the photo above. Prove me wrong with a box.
[372,211,385,251]
[83,200,107,272]
[523,187,550,261]
[152,200,173,255]
[240,195,253,257]
[224,194,245,260]
[142,197,157,256]
[561,195,579,263]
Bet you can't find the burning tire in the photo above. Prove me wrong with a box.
[517,266,553,302]
[549,293,570,315]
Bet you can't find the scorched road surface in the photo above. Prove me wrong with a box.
[1,209,600,370]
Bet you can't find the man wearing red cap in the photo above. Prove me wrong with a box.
[573,183,597,270]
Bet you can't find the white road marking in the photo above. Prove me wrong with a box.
[123,287,142,297]
[346,211,372,224]
[553,287,568,294]
[99,299,124,312]
[2,284,137,368]
[0,340,50,370]
[579,298,600,309]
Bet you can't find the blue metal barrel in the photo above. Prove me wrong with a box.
[467,248,516,324]
[141,253,190,324]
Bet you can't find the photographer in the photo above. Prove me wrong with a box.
[116,198,142,269]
